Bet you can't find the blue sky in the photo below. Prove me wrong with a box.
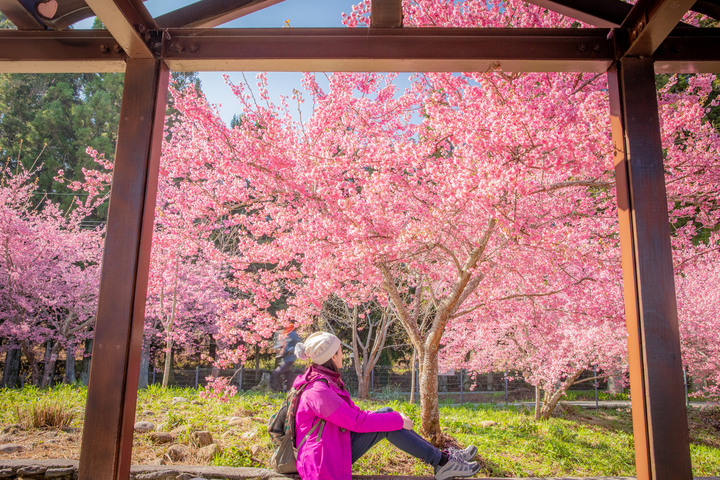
[192,0,359,124]
[82,0,362,123]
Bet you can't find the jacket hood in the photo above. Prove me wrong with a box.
[293,364,345,391]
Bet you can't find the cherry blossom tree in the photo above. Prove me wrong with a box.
[440,258,627,419]
[676,239,720,403]
[321,293,403,399]
[79,143,229,387]
[0,160,104,387]
[160,0,720,439]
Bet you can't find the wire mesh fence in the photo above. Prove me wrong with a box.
[0,358,621,406]
[148,364,578,404]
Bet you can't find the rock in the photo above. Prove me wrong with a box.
[142,410,155,416]
[227,417,250,428]
[250,443,263,456]
[0,443,23,454]
[0,469,14,478]
[191,431,213,447]
[135,471,180,480]
[240,428,258,440]
[191,400,203,405]
[17,465,47,475]
[149,432,174,444]
[165,444,190,462]
[45,467,76,478]
[147,457,165,466]
[134,421,156,433]
[171,397,188,404]
[1,424,21,434]
[170,425,189,438]
[197,443,222,462]
[480,420,498,427]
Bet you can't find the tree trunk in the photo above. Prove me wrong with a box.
[418,349,442,444]
[138,342,150,389]
[357,369,371,399]
[161,337,174,388]
[40,340,59,388]
[64,344,76,384]
[537,369,585,419]
[607,374,623,394]
[22,341,41,386]
[80,338,93,385]
[2,347,21,388]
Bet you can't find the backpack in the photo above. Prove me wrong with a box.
[267,378,327,474]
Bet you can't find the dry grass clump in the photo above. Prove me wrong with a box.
[15,401,76,430]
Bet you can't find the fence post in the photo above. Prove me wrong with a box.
[460,369,464,405]
[683,368,688,407]
[415,361,420,401]
[239,365,244,391]
[194,366,199,389]
[504,369,508,405]
[594,365,599,409]
[151,367,155,385]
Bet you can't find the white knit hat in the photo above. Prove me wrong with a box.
[295,332,341,365]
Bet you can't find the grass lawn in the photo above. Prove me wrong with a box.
[1,384,719,477]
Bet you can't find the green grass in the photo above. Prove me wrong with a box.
[1,385,718,478]
[562,389,630,401]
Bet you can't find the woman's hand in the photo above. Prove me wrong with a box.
[400,413,414,430]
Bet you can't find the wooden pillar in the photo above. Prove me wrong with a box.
[608,57,692,480]
[78,58,169,480]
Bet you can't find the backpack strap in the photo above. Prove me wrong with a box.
[291,377,329,447]
[297,417,326,449]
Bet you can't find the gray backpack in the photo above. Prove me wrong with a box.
[267,379,327,473]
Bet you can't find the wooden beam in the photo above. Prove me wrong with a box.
[608,57,692,480]
[163,27,615,72]
[1,25,718,74]
[0,30,125,72]
[621,0,696,56]
[523,0,632,27]
[155,0,286,28]
[654,27,720,73]
[78,58,169,480]
[371,0,402,28]
[0,0,45,29]
[691,0,720,20]
[85,0,156,58]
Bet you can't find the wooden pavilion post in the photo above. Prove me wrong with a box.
[78,58,169,480]
[608,57,692,480]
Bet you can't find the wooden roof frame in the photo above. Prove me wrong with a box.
[1,1,718,479]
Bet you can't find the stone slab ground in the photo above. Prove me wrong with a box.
[1,460,719,480]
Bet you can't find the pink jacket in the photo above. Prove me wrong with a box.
[293,365,404,480]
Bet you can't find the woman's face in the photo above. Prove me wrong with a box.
[331,346,343,369]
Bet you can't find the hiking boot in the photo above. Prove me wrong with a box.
[447,444,478,462]
[434,455,480,480]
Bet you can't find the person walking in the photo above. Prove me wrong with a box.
[271,324,301,391]
[292,331,480,480]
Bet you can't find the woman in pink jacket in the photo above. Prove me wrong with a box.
[293,331,480,480]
